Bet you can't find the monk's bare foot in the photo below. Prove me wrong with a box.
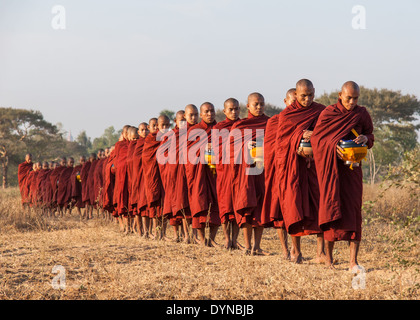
[315,253,328,264]
[290,252,303,264]
[224,239,232,250]
[252,248,271,256]
[233,242,245,251]
[282,251,291,261]
[244,248,252,256]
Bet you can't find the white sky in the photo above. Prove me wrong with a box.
[1,0,419,139]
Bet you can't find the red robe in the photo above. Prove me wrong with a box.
[262,114,282,228]
[17,161,33,205]
[103,151,116,214]
[126,140,137,214]
[213,118,240,224]
[311,100,374,242]
[43,170,54,208]
[37,169,51,207]
[28,170,39,206]
[158,127,183,226]
[87,159,99,207]
[171,123,192,220]
[113,140,129,215]
[230,113,269,227]
[142,132,164,218]
[70,164,84,208]
[131,137,147,216]
[80,161,92,205]
[93,158,106,209]
[50,166,67,207]
[185,120,221,229]
[275,101,325,236]
[57,166,74,208]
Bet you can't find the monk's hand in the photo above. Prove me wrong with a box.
[354,134,368,145]
[336,142,345,160]
[247,141,256,150]
[302,130,312,142]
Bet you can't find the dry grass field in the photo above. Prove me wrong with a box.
[0,185,419,301]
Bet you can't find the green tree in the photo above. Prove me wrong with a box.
[0,107,60,188]
[91,126,121,153]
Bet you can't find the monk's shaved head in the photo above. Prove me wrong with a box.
[200,102,216,124]
[247,92,264,102]
[284,88,296,106]
[295,79,315,107]
[341,81,360,93]
[296,79,314,90]
[157,114,171,133]
[286,88,296,97]
[339,81,360,111]
[247,92,265,117]
[200,102,214,113]
[138,122,149,138]
[224,98,239,109]
[184,104,199,126]
[185,104,198,113]
[224,98,240,121]
[158,114,170,123]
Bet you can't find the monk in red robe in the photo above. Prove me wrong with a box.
[158,112,185,241]
[172,105,198,243]
[113,125,130,231]
[311,81,374,270]
[142,117,166,239]
[185,102,221,246]
[262,88,296,259]
[43,161,57,216]
[57,157,75,216]
[131,122,149,237]
[102,146,117,220]
[29,162,41,208]
[70,156,86,219]
[18,153,33,208]
[49,157,67,216]
[37,161,51,214]
[275,79,326,263]
[213,98,242,250]
[80,154,94,219]
[125,128,139,232]
[230,93,270,255]
[93,149,107,218]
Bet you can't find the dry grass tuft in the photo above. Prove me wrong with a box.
[0,185,419,300]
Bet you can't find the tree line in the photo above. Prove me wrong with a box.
[1,86,419,189]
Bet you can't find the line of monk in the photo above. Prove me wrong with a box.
[17,80,374,270]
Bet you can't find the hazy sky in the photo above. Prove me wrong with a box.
[1,0,419,139]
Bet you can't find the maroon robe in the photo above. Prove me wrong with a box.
[131,137,147,216]
[57,166,74,208]
[17,161,33,205]
[28,170,39,206]
[113,140,129,215]
[213,117,240,224]
[93,158,106,209]
[80,161,92,205]
[70,164,84,208]
[142,132,164,218]
[87,159,99,207]
[171,123,192,220]
[103,150,116,214]
[261,114,282,228]
[185,120,221,229]
[275,101,325,236]
[230,113,269,227]
[311,100,374,242]
[37,169,51,206]
[50,166,67,207]
[126,140,137,214]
